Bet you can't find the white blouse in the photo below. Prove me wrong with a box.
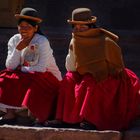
[6,33,62,81]
[65,39,76,71]
[65,49,76,71]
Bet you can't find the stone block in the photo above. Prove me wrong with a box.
[0,125,121,140]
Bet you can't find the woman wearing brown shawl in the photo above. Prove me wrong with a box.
[44,8,140,131]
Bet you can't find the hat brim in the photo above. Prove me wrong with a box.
[15,14,42,23]
[67,16,97,24]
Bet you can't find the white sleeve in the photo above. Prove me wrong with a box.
[65,49,76,71]
[21,37,62,81]
[5,35,21,70]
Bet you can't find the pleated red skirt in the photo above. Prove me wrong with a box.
[0,69,60,122]
[56,69,140,130]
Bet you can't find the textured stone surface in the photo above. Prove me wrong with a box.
[0,125,121,140]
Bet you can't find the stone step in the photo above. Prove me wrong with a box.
[0,125,140,140]
[0,125,122,140]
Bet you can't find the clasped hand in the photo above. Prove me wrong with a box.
[16,37,32,51]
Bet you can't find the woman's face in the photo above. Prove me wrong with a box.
[73,24,89,32]
[18,21,38,39]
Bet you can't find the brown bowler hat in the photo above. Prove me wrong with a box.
[67,8,97,24]
[15,7,42,23]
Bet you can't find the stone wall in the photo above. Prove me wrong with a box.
[23,0,140,29]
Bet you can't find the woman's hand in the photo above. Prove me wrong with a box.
[16,37,32,51]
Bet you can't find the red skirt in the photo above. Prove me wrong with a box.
[56,69,140,130]
[0,69,60,122]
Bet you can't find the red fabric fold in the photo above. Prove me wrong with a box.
[56,69,140,130]
[0,69,60,122]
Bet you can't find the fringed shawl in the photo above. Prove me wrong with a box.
[71,28,124,81]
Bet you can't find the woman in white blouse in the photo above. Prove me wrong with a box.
[0,7,62,125]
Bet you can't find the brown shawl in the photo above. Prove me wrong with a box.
[70,28,124,81]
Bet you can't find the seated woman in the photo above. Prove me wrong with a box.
[0,7,62,125]
[44,8,140,131]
